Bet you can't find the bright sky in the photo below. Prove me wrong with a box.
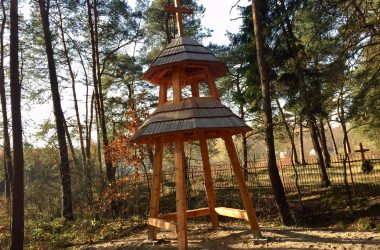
[199,0,249,45]
[24,0,251,145]
[128,0,249,45]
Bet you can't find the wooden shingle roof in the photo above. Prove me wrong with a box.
[142,37,228,84]
[130,97,251,144]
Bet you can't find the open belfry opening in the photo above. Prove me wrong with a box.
[130,0,262,248]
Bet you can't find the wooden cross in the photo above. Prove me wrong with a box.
[164,0,193,37]
[354,143,369,161]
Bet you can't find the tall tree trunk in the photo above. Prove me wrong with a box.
[319,117,331,168]
[10,0,25,248]
[87,92,95,164]
[0,0,12,200]
[86,0,115,182]
[95,99,103,173]
[276,98,299,165]
[38,0,74,220]
[57,0,87,167]
[235,74,249,178]
[63,117,77,165]
[252,0,293,225]
[307,115,331,187]
[327,119,339,155]
[338,95,351,153]
[299,118,306,164]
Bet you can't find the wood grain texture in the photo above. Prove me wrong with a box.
[199,133,219,227]
[174,135,188,249]
[148,218,177,232]
[148,138,164,240]
[214,207,248,220]
[224,135,262,239]
[158,207,211,221]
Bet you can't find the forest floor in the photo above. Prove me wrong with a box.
[80,192,380,250]
[80,222,380,250]
[1,188,379,249]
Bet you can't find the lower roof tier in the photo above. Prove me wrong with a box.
[130,97,251,144]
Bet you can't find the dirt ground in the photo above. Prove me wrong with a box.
[81,222,380,250]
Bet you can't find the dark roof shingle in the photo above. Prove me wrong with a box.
[142,37,228,84]
[130,97,251,143]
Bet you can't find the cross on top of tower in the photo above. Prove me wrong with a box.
[164,0,193,37]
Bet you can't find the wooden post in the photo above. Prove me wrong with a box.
[174,134,188,249]
[223,135,262,238]
[347,155,356,195]
[164,0,193,37]
[148,138,164,240]
[278,160,286,192]
[191,82,199,97]
[159,83,168,106]
[206,73,219,100]
[172,67,182,104]
[175,0,184,37]
[199,133,219,227]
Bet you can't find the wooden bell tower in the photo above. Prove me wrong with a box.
[130,1,262,249]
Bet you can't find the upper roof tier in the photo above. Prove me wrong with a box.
[142,37,228,84]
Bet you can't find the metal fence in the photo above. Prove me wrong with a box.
[158,150,380,197]
[116,151,379,216]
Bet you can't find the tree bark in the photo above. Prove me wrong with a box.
[10,0,25,248]
[57,0,87,168]
[252,0,293,225]
[307,115,331,187]
[299,118,306,164]
[86,0,115,182]
[95,97,103,172]
[87,92,95,165]
[63,117,77,165]
[276,98,299,165]
[319,117,331,168]
[338,95,351,153]
[0,0,13,200]
[327,119,339,155]
[236,74,249,178]
[38,0,74,220]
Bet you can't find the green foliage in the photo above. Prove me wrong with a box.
[141,0,211,63]
[24,217,145,249]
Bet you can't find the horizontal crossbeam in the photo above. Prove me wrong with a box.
[164,6,193,14]
[148,218,177,232]
[215,207,249,221]
[159,207,211,221]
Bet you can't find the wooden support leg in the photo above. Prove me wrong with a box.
[199,133,219,227]
[224,136,262,238]
[148,138,164,240]
[175,135,188,249]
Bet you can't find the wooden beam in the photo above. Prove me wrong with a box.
[159,207,210,221]
[199,133,219,227]
[148,138,164,240]
[159,83,168,106]
[215,207,248,220]
[174,134,188,249]
[224,136,262,239]
[164,6,193,14]
[206,73,219,100]
[191,82,199,97]
[172,67,182,104]
[152,68,170,84]
[355,142,369,161]
[148,218,177,232]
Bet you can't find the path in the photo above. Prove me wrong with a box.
[81,223,380,250]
